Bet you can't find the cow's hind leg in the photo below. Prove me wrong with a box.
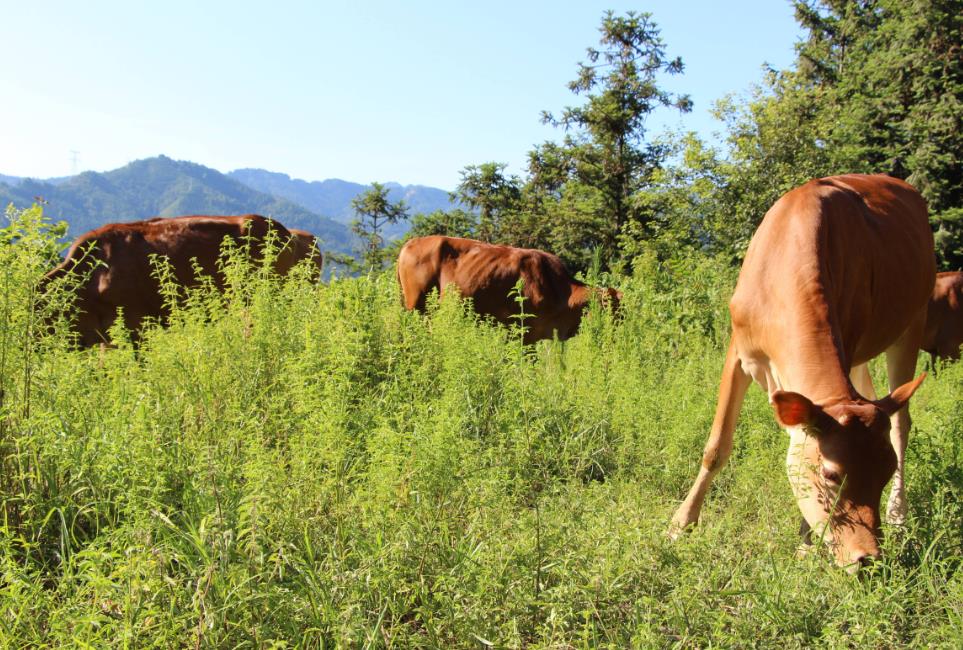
[883,314,926,526]
[850,362,878,400]
[670,340,752,537]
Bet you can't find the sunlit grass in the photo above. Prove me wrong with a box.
[0,205,961,647]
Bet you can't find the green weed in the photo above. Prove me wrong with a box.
[0,205,960,647]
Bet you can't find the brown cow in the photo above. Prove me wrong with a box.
[669,174,934,572]
[922,271,963,362]
[397,236,620,344]
[43,214,301,346]
[289,228,324,281]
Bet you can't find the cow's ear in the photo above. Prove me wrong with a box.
[875,373,926,416]
[772,391,816,427]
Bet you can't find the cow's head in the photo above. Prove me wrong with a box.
[602,287,623,313]
[772,374,924,572]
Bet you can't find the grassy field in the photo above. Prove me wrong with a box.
[1,207,962,647]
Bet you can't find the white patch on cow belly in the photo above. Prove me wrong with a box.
[739,356,783,398]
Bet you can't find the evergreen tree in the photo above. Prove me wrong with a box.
[452,163,522,242]
[796,0,963,267]
[350,182,409,270]
[537,10,692,263]
[702,1,963,266]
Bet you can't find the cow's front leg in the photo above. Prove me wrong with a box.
[670,340,751,537]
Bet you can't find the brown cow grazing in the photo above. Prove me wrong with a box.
[922,271,963,362]
[43,214,299,346]
[669,174,934,572]
[397,236,620,344]
[289,228,324,280]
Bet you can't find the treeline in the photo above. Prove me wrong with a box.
[353,2,963,273]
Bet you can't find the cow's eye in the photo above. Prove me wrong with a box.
[821,466,842,486]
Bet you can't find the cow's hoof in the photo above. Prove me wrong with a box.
[885,499,907,526]
[886,510,906,526]
[667,519,694,541]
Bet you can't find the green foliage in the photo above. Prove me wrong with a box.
[601,2,963,268]
[2,205,962,646]
[694,77,838,258]
[350,182,410,271]
[452,163,522,242]
[625,132,727,257]
[681,1,963,266]
[405,208,477,240]
[532,10,692,267]
[792,0,963,267]
[442,10,695,272]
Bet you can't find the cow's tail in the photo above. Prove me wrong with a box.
[38,242,87,296]
[37,260,68,294]
[34,250,84,340]
[396,253,405,307]
[39,235,99,292]
[396,240,416,308]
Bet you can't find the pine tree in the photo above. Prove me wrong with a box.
[537,10,692,261]
[350,182,409,270]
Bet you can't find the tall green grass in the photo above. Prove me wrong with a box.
[1,205,961,647]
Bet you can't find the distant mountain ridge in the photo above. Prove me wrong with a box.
[0,157,354,252]
[227,168,456,239]
[0,158,457,252]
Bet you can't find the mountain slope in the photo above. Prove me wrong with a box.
[0,157,354,252]
[228,168,456,239]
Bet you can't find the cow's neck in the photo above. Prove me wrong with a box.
[782,341,854,406]
[771,304,856,407]
[739,214,862,407]
[568,284,591,310]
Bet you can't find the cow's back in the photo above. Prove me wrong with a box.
[924,271,963,360]
[730,174,934,390]
[444,243,572,317]
[398,236,586,341]
[48,214,293,345]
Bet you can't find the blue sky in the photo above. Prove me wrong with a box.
[1,1,802,190]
